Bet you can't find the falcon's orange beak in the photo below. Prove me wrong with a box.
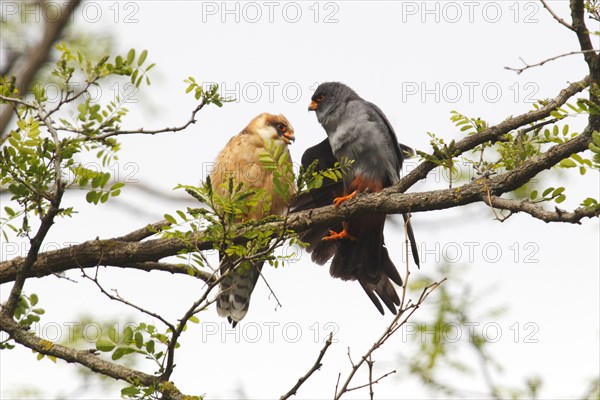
[282,131,295,145]
[308,101,318,111]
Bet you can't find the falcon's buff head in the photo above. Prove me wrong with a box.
[308,82,359,122]
[247,113,296,145]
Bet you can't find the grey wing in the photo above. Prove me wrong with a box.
[365,101,404,172]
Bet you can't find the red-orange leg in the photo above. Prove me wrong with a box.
[333,190,358,207]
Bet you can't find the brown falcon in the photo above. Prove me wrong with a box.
[210,113,295,326]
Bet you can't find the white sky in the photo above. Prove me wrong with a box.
[1,1,599,399]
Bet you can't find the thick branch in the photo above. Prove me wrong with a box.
[0,312,191,400]
[396,76,590,192]
[0,125,596,284]
[570,0,597,64]
[0,312,153,382]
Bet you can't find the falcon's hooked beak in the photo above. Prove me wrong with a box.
[281,131,295,145]
[308,101,318,111]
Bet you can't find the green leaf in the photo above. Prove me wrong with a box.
[121,386,140,397]
[164,213,176,224]
[86,191,98,203]
[530,190,538,200]
[555,194,566,203]
[559,158,576,168]
[138,50,148,66]
[112,346,135,360]
[145,339,155,354]
[542,187,554,197]
[189,315,200,324]
[134,332,143,349]
[126,49,135,65]
[29,294,39,306]
[96,337,116,352]
[123,326,134,346]
[108,326,119,343]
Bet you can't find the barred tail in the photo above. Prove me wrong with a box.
[216,257,263,327]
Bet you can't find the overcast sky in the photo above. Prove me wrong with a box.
[1,1,599,399]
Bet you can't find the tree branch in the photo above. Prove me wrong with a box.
[482,195,599,223]
[0,312,192,400]
[89,100,206,141]
[344,369,396,394]
[540,0,575,30]
[396,76,590,192]
[280,332,334,400]
[504,51,598,74]
[570,0,597,63]
[334,280,445,399]
[0,0,82,138]
[1,124,596,284]
[2,104,66,316]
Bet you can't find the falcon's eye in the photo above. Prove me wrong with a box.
[277,123,287,132]
[316,94,325,102]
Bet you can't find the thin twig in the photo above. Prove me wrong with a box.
[334,280,445,399]
[279,332,334,400]
[0,94,38,109]
[257,265,283,311]
[539,0,575,30]
[504,50,598,74]
[91,100,206,140]
[80,265,176,332]
[367,355,374,400]
[345,369,397,393]
[485,187,510,222]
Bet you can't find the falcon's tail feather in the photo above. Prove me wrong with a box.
[216,254,264,326]
[329,216,402,315]
[403,213,420,268]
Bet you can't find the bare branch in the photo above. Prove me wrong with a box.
[344,369,396,394]
[280,332,334,400]
[482,195,599,223]
[540,0,575,30]
[80,266,176,333]
[505,50,598,74]
[90,100,206,141]
[334,280,445,399]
